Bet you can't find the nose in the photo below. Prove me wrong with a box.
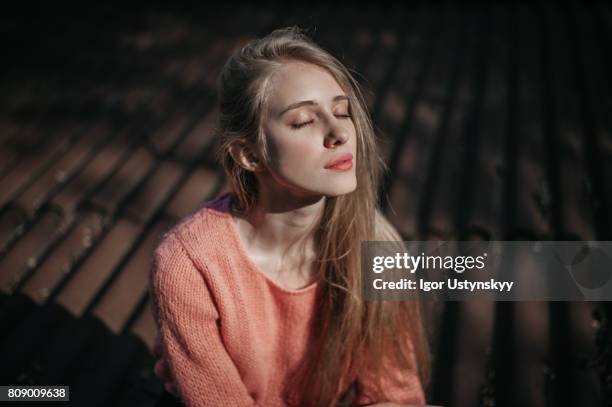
[324,117,350,148]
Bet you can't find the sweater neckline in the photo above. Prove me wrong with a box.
[220,193,320,296]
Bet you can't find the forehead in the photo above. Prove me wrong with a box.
[266,61,346,114]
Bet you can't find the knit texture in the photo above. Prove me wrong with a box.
[149,192,425,407]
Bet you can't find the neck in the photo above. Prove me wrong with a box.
[230,191,325,260]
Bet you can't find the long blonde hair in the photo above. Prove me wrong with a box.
[213,26,430,406]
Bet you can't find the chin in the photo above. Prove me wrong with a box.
[322,180,357,197]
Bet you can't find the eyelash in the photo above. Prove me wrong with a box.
[291,114,352,130]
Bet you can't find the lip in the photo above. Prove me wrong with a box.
[324,153,353,170]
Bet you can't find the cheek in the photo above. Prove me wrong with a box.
[273,138,320,172]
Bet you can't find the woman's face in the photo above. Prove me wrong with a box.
[258,60,357,199]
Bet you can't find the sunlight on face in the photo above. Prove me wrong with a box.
[261,60,358,198]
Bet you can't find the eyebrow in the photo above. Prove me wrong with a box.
[279,95,349,116]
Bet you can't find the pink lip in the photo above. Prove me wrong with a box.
[324,153,353,170]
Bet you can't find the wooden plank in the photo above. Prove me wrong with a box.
[93,219,174,334]
[55,218,140,318]
[122,160,184,223]
[21,211,104,304]
[0,210,64,294]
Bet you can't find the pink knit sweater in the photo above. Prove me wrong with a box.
[149,192,426,407]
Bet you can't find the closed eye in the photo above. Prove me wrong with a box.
[291,120,314,130]
[290,114,352,130]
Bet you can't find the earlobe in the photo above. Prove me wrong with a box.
[248,156,266,173]
[229,141,262,172]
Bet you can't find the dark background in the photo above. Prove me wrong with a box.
[0,2,611,406]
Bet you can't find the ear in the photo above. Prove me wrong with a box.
[228,140,265,172]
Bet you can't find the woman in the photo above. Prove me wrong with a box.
[149,26,432,407]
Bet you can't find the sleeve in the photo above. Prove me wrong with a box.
[352,338,426,406]
[149,232,256,407]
